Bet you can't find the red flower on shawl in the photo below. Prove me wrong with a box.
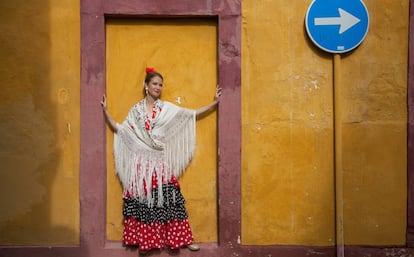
[146,67,155,74]
[144,120,151,131]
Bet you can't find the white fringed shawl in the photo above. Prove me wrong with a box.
[113,100,196,207]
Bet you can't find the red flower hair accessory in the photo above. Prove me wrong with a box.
[146,67,156,74]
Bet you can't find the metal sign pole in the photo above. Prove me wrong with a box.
[306,2,369,256]
[333,53,344,257]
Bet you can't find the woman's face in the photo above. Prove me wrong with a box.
[146,76,163,99]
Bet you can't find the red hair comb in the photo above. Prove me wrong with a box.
[146,67,156,74]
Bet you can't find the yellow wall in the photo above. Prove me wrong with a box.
[242,0,335,246]
[105,19,218,242]
[341,0,408,244]
[242,0,408,246]
[0,0,80,245]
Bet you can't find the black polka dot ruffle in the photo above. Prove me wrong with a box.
[123,183,189,224]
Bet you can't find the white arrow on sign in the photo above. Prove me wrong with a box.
[314,8,361,34]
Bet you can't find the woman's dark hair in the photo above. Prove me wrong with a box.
[144,71,163,84]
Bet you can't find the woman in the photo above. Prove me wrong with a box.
[101,68,221,255]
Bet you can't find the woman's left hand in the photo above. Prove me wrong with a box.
[214,85,222,102]
[195,85,222,118]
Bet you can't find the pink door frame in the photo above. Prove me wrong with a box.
[0,0,413,256]
[83,1,246,256]
[407,0,414,248]
[80,1,248,256]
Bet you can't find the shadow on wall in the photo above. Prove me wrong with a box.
[0,0,78,245]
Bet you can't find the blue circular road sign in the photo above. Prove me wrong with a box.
[305,0,369,54]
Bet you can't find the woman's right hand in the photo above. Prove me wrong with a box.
[100,94,119,132]
[100,94,107,110]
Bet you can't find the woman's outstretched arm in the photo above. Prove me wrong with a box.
[101,94,119,133]
[196,85,222,119]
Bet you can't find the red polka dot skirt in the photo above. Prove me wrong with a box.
[122,176,194,251]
